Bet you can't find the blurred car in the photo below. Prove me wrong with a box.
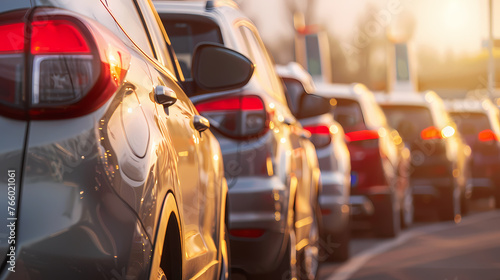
[446,99,500,207]
[376,91,472,220]
[0,0,255,279]
[313,83,412,238]
[154,1,322,279]
[276,63,352,261]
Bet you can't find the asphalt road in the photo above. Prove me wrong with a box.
[319,198,500,280]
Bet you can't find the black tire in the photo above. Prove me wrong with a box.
[297,212,320,279]
[372,193,401,238]
[259,229,297,280]
[438,185,461,221]
[326,222,350,262]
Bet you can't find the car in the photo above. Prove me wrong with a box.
[445,98,500,207]
[276,63,352,261]
[0,0,255,279]
[376,91,472,221]
[313,83,413,238]
[154,1,322,279]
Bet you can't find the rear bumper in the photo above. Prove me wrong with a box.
[228,176,290,275]
[318,171,350,235]
[411,177,453,198]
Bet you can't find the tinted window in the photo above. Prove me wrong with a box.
[382,106,434,142]
[282,79,304,115]
[161,15,223,79]
[449,112,490,136]
[333,99,366,133]
[103,0,154,57]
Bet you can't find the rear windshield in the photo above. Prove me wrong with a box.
[160,15,223,79]
[381,105,434,141]
[449,112,490,135]
[333,99,366,133]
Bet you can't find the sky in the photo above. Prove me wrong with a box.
[241,0,500,57]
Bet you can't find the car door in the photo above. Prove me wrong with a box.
[135,2,219,279]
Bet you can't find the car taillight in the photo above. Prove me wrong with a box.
[421,126,455,140]
[345,130,379,142]
[478,129,498,142]
[304,125,332,147]
[195,95,268,138]
[0,10,131,120]
[420,126,441,140]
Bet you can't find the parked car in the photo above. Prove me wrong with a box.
[313,83,413,237]
[0,0,254,279]
[376,91,472,220]
[154,1,322,279]
[446,99,500,207]
[276,63,352,261]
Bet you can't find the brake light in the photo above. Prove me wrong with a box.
[31,20,91,54]
[345,130,379,142]
[304,125,332,147]
[195,95,268,138]
[478,129,498,142]
[421,126,441,140]
[230,229,265,238]
[0,10,131,120]
[0,23,24,53]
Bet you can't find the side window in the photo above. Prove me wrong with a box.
[104,0,154,57]
[160,15,223,79]
[135,0,175,72]
[238,25,287,104]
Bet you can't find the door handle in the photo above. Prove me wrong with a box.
[154,85,177,107]
[193,115,210,133]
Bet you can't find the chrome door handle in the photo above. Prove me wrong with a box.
[193,115,210,133]
[154,86,177,107]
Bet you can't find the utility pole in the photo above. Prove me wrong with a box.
[488,0,495,98]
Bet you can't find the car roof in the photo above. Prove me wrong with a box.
[374,92,434,107]
[444,98,498,114]
[275,62,316,94]
[313,83,372,101]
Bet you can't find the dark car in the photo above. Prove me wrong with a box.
[314,83,413,238]
[446,99,500,207]
[0,0,255,279]
[154,1,322,279]
[276,63,352,261]
[376,92,472,221]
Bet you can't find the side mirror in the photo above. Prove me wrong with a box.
[192,43,254,92]
[297,94,331,119]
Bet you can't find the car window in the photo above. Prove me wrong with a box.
[160,14,223,79]
[135,0,175,72]
[238,25,287,104]
[382,105,434,142]
[449,112,491,136]
[103,0,155,57]
[333,99,367,133]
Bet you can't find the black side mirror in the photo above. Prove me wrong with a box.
[297,94,331,119]
[191,43,254,92]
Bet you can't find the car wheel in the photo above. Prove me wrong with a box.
[372,193,401,238]
[326,220,350,262]
[438,183,461,221]
[400,186,414,229]
[298,212,320,279]
[158,268,167,280]
[259,221,297,280]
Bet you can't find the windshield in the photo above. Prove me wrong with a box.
[333,98,367,133]
[381,105,434,142]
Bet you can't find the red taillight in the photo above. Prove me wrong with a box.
[304,125,332,147]
[0,22,24,53]
[478,129,498,142]
[31,20,91,54]
[195,95,268,138]
[230,229,265,238]
[421,126,442,140]
[345,130,379,142]
[0,10,131,120]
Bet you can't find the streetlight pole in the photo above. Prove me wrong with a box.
[488,0,495,98]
